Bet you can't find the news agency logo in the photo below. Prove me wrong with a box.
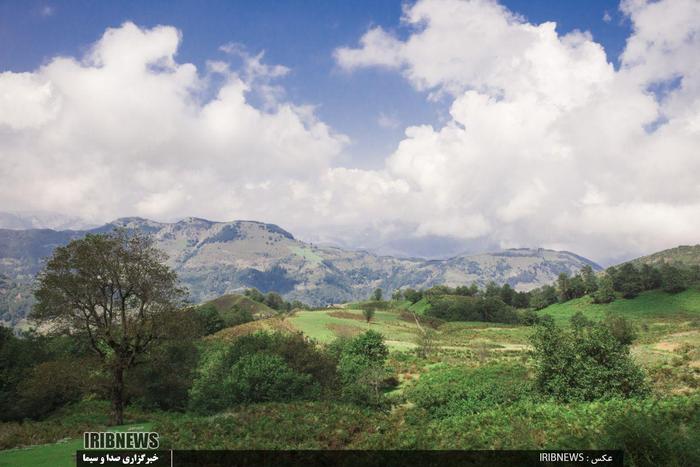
[83,432,159,450]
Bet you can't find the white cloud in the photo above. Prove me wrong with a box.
[332,0,700,262]
[2,0,700,265]
[0,22,348,226]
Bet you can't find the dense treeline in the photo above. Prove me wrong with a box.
[386,261,699,324]
[242,288,308,312]
[529,262,700,309]
[392,283,536,325]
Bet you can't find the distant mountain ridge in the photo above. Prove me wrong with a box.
[626,245,700,268]
[0,217,602,327]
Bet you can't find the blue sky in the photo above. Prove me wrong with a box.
[1,0,630,169]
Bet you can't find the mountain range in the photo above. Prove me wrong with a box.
[0,216,603,327]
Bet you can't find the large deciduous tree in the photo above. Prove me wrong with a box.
[31,229,186,425]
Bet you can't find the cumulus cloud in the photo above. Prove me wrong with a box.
[0,22,348,226]
[1,0,700,265]
[333,0,700,263]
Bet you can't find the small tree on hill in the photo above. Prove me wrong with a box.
[557,273,572,302]
[580,265,599,294]
[592,274,616,304]
[660,263,688,294]
[371,288,383,301]
[362,307,375,323]
[615,264,643,299]
[31,229,186,425]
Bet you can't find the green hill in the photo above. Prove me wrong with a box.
[628,245,700,267]
[201,293,277,321]
[539,287,700,325]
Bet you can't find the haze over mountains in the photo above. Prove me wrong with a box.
[0,216,603,327]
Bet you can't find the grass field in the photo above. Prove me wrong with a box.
[0,422,153,467]
[540,288,700,324]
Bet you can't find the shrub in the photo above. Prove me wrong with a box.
[531,320,648,402]
[194,304,225,335]
[592,274,616,304]
[335,331,391,407]
[603,313,638,346]
[189,331,336,414]
[226,353,318,403]
[660,263,689,294]
[16,358,93,419]
[407,363,533,419]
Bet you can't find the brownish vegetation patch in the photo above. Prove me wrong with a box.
[328,311,366,321]
[326,323,363,338]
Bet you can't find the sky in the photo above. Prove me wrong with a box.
[0,0,698,265]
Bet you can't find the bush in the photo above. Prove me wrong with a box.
[189,332,335,414]
[194,304,225,335]
[226,353,318,403]
[660,263,689,294]
[15,358,93,419]
[335,330,391,407]
[531,320,648,402]
[408,363,534,419]
[601,398,700,466]
[603,314,638,346]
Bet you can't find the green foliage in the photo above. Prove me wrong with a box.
[612,263,644,299]
[15,358,94,420]
[592,273,616,304]
[362,307,375,323]
[530,285,558,310]
[602,313,637,346]
[193,304,225,335]
[226,353,318,403]
[602,396,700,466]
[264,292,287,311]
[580,265,599,294]
[0,328,99,421]
[660,263,689,294]
[531,319,648,402]
[408,363,534,419]
[189,332,335,414]
[155,402,386,450]
[414,329,438,358]
[31,229,185,425]
[403,288,424,304]
[344,330,389,363]
[243,288,266,303]
[335,330,390,407]
[426,295,520,324]
[371,288,383,301]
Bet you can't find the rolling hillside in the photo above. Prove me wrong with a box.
[628,245,700,267]
[0,217,601,326]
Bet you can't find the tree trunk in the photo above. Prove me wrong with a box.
[110,365,125,426]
